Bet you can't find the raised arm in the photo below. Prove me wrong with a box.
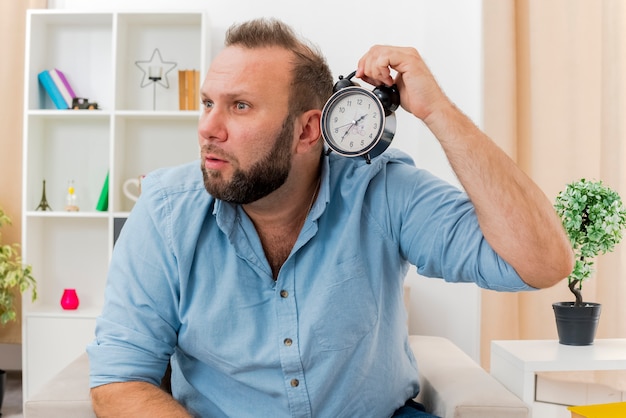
[357,45,574,288]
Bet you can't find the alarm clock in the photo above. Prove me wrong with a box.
[321,71,400,163]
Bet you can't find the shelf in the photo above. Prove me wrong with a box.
[25,305,102,320]
[22,9,209,400]
[115,12,204,112]
[26,11,114,112]
[25,210,109,219]
[492,339,626,372]
[491,339,626,415]
[112,116,199,212]
[27,10,114,25]
[24,116,110,212]
[27,110,111,118]
[114,110,201,119]
[117,11,204,26]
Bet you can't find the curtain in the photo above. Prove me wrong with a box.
[481,0,626,367]
[0,0,48,344]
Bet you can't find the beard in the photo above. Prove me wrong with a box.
[200,114,294,204]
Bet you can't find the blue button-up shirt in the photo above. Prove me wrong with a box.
[88,149,532,417]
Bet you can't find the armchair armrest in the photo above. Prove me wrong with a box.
[24,352,95,418]
[409,335,529,418]
[24,337,529,418]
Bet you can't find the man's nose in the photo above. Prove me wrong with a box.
[198,107,227,142]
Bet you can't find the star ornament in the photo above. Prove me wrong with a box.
[135,48,177,88]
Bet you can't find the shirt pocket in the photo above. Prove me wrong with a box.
[309,255,379,351]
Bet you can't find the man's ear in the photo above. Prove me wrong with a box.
[295,109,322,153]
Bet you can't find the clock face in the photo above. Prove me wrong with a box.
[321,86,389,157]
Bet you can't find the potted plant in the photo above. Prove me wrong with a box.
[0,206,37,410]
[553,179,626,345]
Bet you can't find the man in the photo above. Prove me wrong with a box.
[88,18,573,417]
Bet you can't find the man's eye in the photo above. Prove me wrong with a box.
[236,102,249,110]
[202,100,214,109]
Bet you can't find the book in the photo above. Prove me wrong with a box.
[178,70,187,110]
[96,171,109,211]
[38,70,68,109]
[185,70,195,111]
[49,68,76,108]
[569,402,626,418]
[178,69,200,111]
[192,70,199,110]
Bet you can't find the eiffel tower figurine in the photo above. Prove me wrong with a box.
[35,179,52,211]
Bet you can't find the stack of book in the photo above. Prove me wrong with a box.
[178,69,200,110]
[38,68,76,110]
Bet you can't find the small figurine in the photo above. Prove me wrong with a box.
[35,179,52,211]
[65,180,79,212]
[72,97,98,110]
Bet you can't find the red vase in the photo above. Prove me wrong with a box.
[60,288,79,310]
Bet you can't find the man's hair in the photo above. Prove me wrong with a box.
[225,18,333,115]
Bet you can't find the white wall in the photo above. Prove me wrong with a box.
[48,0,484,361]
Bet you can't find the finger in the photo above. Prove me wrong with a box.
[357,65,394,87]
[357,46,398,86]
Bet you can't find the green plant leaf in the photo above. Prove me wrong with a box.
[554,179,626,297]
[0,206,37,325]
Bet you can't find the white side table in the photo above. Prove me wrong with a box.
[490,339,626,418]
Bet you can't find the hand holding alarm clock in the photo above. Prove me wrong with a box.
[321,71,400,164]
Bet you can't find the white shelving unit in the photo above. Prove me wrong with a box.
[21,10,209,400]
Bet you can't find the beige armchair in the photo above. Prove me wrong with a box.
[24,335,528,418]
[411,335,529,418]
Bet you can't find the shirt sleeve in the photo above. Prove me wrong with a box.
[88,172,183,388]
[382,156,535,292]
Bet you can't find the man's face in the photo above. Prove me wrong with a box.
[200,114,294,204]
[198,46,296,204]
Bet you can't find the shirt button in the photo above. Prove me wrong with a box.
[284,338,292,346]
[280,290,288,298]
[290,379,299,387]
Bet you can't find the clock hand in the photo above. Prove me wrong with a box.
[339,114,360,141]
[341,124,354,141]
[354,113,369,124]
[337,112,363,130]
[339,113,369,141]
[337,113,367,129]
[335,121,356,129]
